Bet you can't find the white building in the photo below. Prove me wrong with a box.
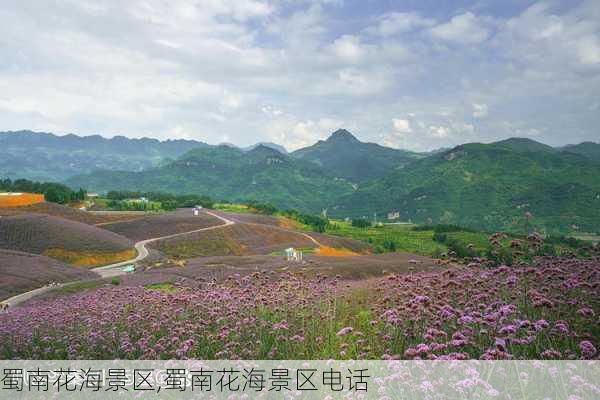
[388,211,400,220]
[285,247,303,262]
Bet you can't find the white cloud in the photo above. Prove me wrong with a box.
[472,103,488,118]
[430,12,493,44]
[330,35,367,64]
[0,0,598,152]
[576,35,600,65]
[429,125,450,138]
[368,12,436,36]
[392,118,412,133]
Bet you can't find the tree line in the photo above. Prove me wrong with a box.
[244,200,329,232]
[106,191,214,210]
[0,178,85,204]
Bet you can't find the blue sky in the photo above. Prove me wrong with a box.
[0,0,598,151]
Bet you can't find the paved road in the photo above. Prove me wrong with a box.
[94,210,234,276]
[2,210,234,309]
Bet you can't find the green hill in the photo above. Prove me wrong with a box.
[331,140,600,234]
[291,129,421,183]
[561,142,600,163]
[494,137,557,153]
[66,145,355,213]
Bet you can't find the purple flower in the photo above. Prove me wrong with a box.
[336,327,353,337]
[579,341,597,359]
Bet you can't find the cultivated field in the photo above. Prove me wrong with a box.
[0,214,134,266]
[150,219,369,258]
[1,255,597,359]
[0,202,143,225]
[100,209,223,241]
[0,249,99,300]
[151,223,317,258]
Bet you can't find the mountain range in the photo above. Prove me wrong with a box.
[2,129,600,234]
[66,144,355,212]
[0,130,209,181]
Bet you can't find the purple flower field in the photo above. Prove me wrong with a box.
[1,256,598,360]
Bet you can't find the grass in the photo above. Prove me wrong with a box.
[325,221,449,256]
[49,280,105,296]
[214,203,252,213]
[144,282,178,293]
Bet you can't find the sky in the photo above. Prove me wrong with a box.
[0,0,599,152]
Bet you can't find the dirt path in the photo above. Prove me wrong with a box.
[2,210,234,309]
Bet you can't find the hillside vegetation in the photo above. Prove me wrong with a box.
[4,130,599,235]
[291,129,420,182]
[333,140,600,234]
[67,145,355,213]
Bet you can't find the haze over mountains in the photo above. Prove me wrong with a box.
[0,130,209,181]
[2,129,600,234]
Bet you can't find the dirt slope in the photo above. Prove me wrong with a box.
[0,249,99,300]
[0,202,142,225]
[100,209,224,241]
[0,214,133,264]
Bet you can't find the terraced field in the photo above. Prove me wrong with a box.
[100,209,223,241]
[0,202,143,225]
[0,214,134,266]
[0,249,99,300]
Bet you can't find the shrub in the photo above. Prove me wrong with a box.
[351,218,371,228]
[433,232,447,243]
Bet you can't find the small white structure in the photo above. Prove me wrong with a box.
[193,208,199,216]
[388,211,400,220]
[285,247,303,262]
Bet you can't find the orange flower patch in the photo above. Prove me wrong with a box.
[43,248,136,268]
[315,246,360,257]
[0,193,45,207]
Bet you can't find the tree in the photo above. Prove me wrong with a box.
[352,218,371,228]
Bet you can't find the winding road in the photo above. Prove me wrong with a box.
[2,210,235,309]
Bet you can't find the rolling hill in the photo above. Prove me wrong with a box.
[0,214,134,266]
[0,249,99,301]
[0,130,208,181]
[332,139,600,234]
[66,145,355,213]
[291,129,421,183]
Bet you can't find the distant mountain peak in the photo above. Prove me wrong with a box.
[243,142,288,154]
[493,137,556,153]
[247,143,283,156]
[327,129,360,143]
